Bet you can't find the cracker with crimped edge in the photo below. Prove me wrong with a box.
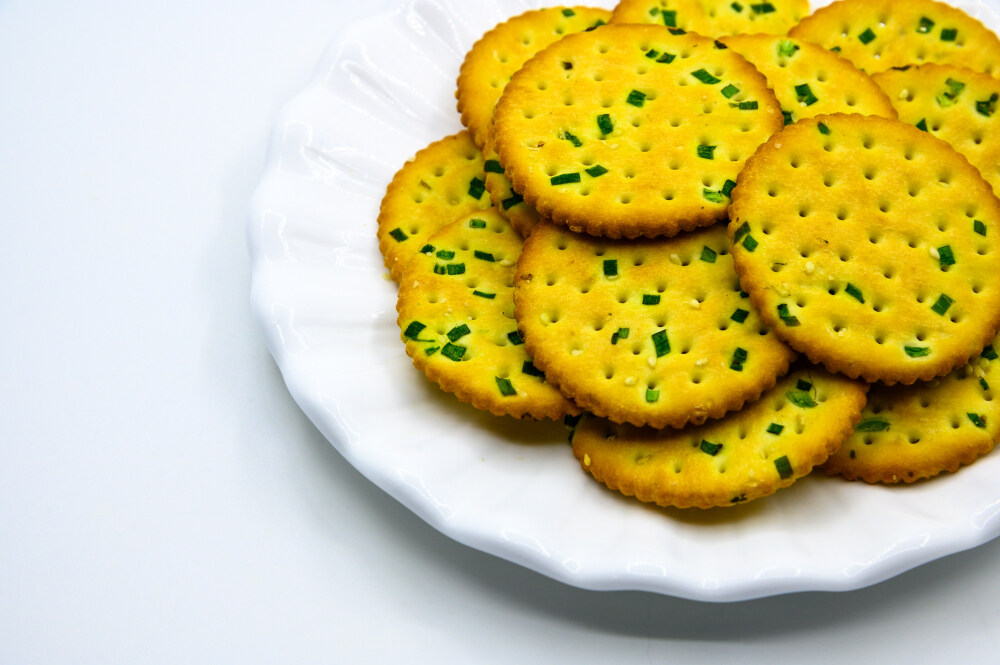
[611,0,809,37]
[572,365,868,508]
[397,209,579,419]
[729,114,1000,385]
[872,63,1000,196]
[492,25,783,239]
[377,132,492,282]
[719,34,897,126]
[482,136,541,238]
[457,6,612,151]
[824,335,1000,484]
[789,0,1000,76]
[514,220,796,429]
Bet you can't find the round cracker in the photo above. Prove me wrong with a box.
[396,209,579,419]
[720,34,897,126]
[730,114,1000,385]
[572,365,868,509]
[493,25,783,239]
[611,0,809,37]
[457,6,612,150]
[872,63,1000,195]
[824,335,1000,484]
[789,0,1000,76]
[482,136,541,238]
[514,221,796,429]
[377,132,492,282]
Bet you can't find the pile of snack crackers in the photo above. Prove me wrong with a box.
[377,0,1000,509]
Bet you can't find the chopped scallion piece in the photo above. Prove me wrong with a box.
[981,378,991,391]
[931,294,953,315]
[389,228,408,242]
[667,27,685,35]
[782,110,793,125]
[845,283,864,303]
[642,294,661,305]
[502,194,523,210]
[657,52,676,63]
[777,40,799,57]
[472,290,495,299]
[830,46,841,52]
[700,440,723,456]
[936,78,965,107]
[419,244,434,255]
[597,113,613,134]
[941,28,958,41]
[433,264,445,275]
[446,263,465,275]
[586,165,608,177]
[645,48,660,59]
[562,8,575,16]
[474,250,495,262]
[767,423,784,435]
[441,343,466,361]
[977,93,999,117]
[697,144,716,160]
[798,381,814,393]
[603,259,618,277]
[731,308,749,323]
[496,376,516,396]
[436,249,455,259]
[447,324,470,342]
[968,412,986,428]
[611,327,629,344]
[700,246,717,263]
[468,177,486,199]
[715,40,728,49]
[721,84,740,98]
[424,346,439,356]
[794,83,818,106]
[742,235,758,251]
[734,222,751,242]
[916,118,929,132]
[904,345,930,357]
[403,321,426,340]
[507,330,524,345]
[974,220,987,236]
[652,330,671,357]
[721,180,737,197]
[522,361,545,377]
[739,290,749,298]
[550,172,581,185]
[856,418,890,432]
[484,160,504,173]
[858,28,876,44]
[818,122,830,135]
[938,245,955,266]
[917,16,935,33]
[751,2,775,13]
[469,219,486,229]
[661,9,677,27]
[703,188,724,203]
[983,345,998,360]
[646,388,660,403]
[778,303,800,326]
[691,68,721,84]
[626,90,647,107]
[732,100,758,110]
[731,1,743,11]
[561,130,582,147]
[774,455,793,478]
[731,347,748,371]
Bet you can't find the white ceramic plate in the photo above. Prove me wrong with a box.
[248,0,1000,601]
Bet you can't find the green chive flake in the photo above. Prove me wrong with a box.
[941,28,958,41]
[597,113,613,134]
[551,172,581,185]
[692,68,721,84]
[751,2,775,13]
[734,222,750,242]
[626,90,647,107]
[818,122,831,135]
[742,234,758,251]
[389,228,408,242]
[982,378,992,391]
[917,16,935,33]
[796,379,812,391]
[856,418,890,432]
[731,308,749,323]
[975,220,987,236]
[667,27,686,35]
[858,28,876,44]
[936,78,966,107]
[916,118,929,132]
[700,246,717,263]
[697,144,716,160]
[794,83,819,106]
[730,347,748,371]
[611,327,629,344]
[441,343,466,361]
[474,250,495,262]
[447,324,470,342]
[777,40,799,57]
[484,159,504,173]
[562,8,575,16]
[403,321,426,340]
[436,249,455,260]
[731,1,743,11]
[586,165,608,177]
[845,283,865,303]
[419,244,434,255]
[645,48,660,59]
[472,290,496,299]
[657,52,677,64]
[502,194,523,210]
[777,303,800,326]
[603,259,618,277]
[469,219,487,229]
[904,345,931,357]
[468,177,486,199]
[446,263,465,275]
[703,188,724,203]
[787,390,817,408]
[652,330,671,357]
[662,9,677,27]
[976,93,999,117]
[721,180,737,197]
[496,376,516,396]
[968,412,987,428]
[733,100,759,110]
[508,330,524,345]
[642,294,661,305]
[522,361,545,377]
[931,294,953,315]
[774,455,793,479]
[767,423,784,435]
[561,130,582,147]
[721,84,740,98]
[782,110,793,125]
[646,388,660,403]
[700,439,723,456]
[938,245,955,266]
[983,345,998,360]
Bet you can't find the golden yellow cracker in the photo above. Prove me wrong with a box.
[482,137,541,238]
[513,221,797,429]
[824,337,1000,484]
[611,0,809,37]
[720,34,897,126]
[396,209,578,419]
[789,0,1000,76]
[572,366,868,508]
[730,114,1000,385]
[377,132,492,282]
[457,6,612,150]
[493,25,783,239]
[872,64,1000,196]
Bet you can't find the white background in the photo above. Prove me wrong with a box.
[2,0,999,662]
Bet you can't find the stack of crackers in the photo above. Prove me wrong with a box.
[378,0,1000,509]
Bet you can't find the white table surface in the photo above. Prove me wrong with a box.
[2,1,999,662]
